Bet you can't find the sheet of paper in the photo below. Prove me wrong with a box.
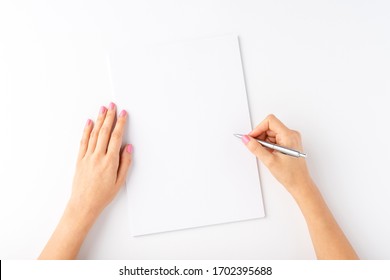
[110,35,265,236]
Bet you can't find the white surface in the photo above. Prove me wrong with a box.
[111,35,264,236]
[0,0,389,259]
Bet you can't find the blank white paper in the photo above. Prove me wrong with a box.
[110,35,264,236]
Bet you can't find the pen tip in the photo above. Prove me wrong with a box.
[233,134,242,138]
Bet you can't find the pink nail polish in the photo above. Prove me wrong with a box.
[242,135,250,145]
[85,119,92,127]
[100,106,107,114]
[126,144,133,153]
[119,110,127,117]
[109,102,116,110]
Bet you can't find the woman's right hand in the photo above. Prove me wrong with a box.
[243,115,359,260]
[241,114,313,197]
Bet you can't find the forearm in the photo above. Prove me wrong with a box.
[292,180,358,260]
[38,201,98,260]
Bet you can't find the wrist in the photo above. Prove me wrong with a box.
[287,176,318,202]
[65,198,100,230]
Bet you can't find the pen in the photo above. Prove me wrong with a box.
[234,134,307,158]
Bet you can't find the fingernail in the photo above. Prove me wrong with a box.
[85,119,92,127]
[242,135,250,145]
[109,102,116,110]
[126,144,133,153]
[119,110,127,117]
[100,106,107,114]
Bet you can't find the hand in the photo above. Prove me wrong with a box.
[242,114,358,259]
[70,102,133,217]
[242,114,312,197]
[39,103,133,259]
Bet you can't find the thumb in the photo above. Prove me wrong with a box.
[116,144,133,187]
[242,135,273,166]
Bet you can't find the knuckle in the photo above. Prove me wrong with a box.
[267,114,276,120]
[111,131,122,142]
[89,130,97,141]
[252,143,262,155]
[107,151,119,161]
[80,138,88,146]
[90,152,103,162]
[246,140,255,152]
[115,117,125,128]
[99,126,110,136]
[105,110,116,121]
[96,114,104,123]
[291,130,301,139]
[251,143,265,158]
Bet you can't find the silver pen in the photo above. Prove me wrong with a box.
[234,134,307,158]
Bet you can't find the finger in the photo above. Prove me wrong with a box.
[116,144,133,187]
[249,130,275,142]
[108,109,127,156]
[266,130,277,137]
[242,135,274,166]
[255,131,267,141]
[78,119,93,161]
[266,136,276,143]
[249,114,289,138]
[87,106,107,154]
[96,102,117,154]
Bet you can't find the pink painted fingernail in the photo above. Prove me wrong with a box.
[85,119,92,127]
[126,144,133,153]
[100,106,107,114]
[119,110,127,117]
[242,135,250,145]
[109,102,116,110]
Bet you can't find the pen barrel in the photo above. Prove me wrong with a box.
[272,145,301,158]
[257,139,304,158]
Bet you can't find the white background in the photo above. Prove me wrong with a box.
[0,0,389,259]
